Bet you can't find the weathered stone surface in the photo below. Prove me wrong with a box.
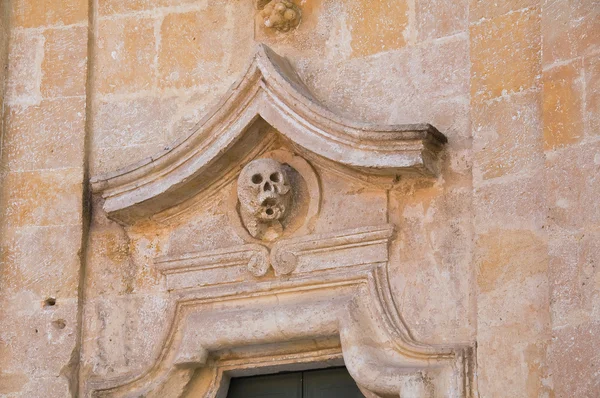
[158,9,227,89]
[41,26,88,98]
[5,30,43,105]
[472,91,543,181]
[0,168,83,228]
[1,0,598,396]
[542,60,584,150]
[3,98,86,171]
[542,0,600,65]
[470,7,541,101]
[11,0,87,28]
[584,53,600,137]
[548,322,600,397]
[416,0,468,41]
[96,17,156,94]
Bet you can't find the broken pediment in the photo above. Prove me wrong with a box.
[90,44,447,225]
[86,44,475,398]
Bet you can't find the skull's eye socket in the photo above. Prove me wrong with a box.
[251,174,263,184]
[270,172,281,183]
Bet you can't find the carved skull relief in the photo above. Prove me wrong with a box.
[238,158,292,240]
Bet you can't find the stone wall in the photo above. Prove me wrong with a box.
[0,0,598,397]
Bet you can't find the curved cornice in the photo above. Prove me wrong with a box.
[91,44,447,224]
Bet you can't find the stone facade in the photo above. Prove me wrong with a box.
[0,0,598,397]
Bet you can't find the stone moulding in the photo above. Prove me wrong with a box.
[90,43,447,225]
[87,224,476,397]
[155,225,395,290]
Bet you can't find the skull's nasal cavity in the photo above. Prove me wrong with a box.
[261,197,277,207]
[264,182,272,191]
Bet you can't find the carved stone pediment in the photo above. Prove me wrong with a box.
[90,44,446,225]
[88,45,474,398]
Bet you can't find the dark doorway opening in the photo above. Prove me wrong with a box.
[227,367,365,398]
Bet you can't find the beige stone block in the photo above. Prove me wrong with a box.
[472,91,543,181]
[347,0,408,57]
[96,16,155,94]
[0,168,83,228]
[3,98,86,171]
[97,0,197,15]
[0,296,79,377]
[548,230,600,328]
[473,171,546,232]
[477,323,550,397]
[313,170,387,234]
[12,0,87,28]
[86,225,164,298]
[83,295,170,377]
[469,0,539,21]
[91,143,169,176]
[415,0,468,41]
[5,30,43,104]
[92,96,179,148]
[542,60,584,150]
[585,53,600,137]
[300,37,469,126]
[548,322,600,397]
[41,26,87,98]
[542,0,600,65]
[0,226,82,298]
[476,230,547,294]
[470,8,541,101]
[0,373,28,395]
[546,141,600,231]
[158,9,227,89]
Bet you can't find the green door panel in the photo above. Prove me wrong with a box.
[226,368,364,398]
[303,368,365,398]
[227,372,302,398]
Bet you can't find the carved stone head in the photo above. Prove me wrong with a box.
[237,158,292,240]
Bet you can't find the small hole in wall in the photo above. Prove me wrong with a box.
[44,297,56,307]
[52,319,66,330]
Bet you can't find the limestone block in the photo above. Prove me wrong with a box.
[41,26,88,98]
[585,53,600,137]
[3,98,86,171]
[346,0,408,58]
[548,321,600,397]
[469,0,538,21]
[11,0,87,28]
[472,91,543,181]
[476,230,547,294]
[470,7,541,101]
[415,0,468,41]
[542,60,584,150]
[473,171,546,233]
[96,17,156,94]
[548,230,600,328]
[5,30,43,105]
[546,141,600,231]
[158,9,227,89]
[0,168,83,228]
[0,225,82,298]
[542,0,600,65]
